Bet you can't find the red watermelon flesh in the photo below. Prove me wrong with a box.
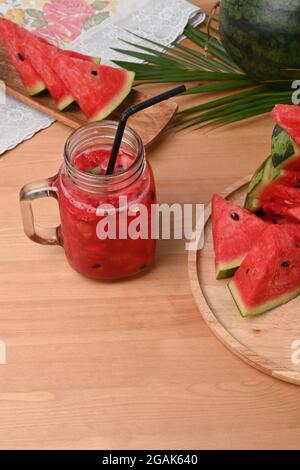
[0,19,45,95]
[261,213,290,225]
[49,53,135,121]
[0,17,100,107]
[260,184,300,207]
[272,104,300,147]
[278,161,300,172]
[0,18,73,108]
[277,154,300,172]
[212,194,267,279]
[273,170,300,188]
[255,186,300,226]
[229,224,300,317]
[22,37,74,110]
[262,201,300,224]
[59,49,100,64]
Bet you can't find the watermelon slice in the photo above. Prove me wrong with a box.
[228,224,300,317]
[0,19,45,95]
[0,18,73,108]
[212,194,267,279]
[0,17,102,108]
[272,105,300,149]
[49,53,135,121]
[0,16,134,118]
[271,124,300,171]
[245,152,300,216]
[0,18,103,109]
[22,36,74,110]
[245,116,300,213]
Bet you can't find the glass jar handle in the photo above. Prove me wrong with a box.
[20,177,62,246]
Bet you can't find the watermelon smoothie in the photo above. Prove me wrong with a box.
[55,123,156,280]
[20,122,156,281]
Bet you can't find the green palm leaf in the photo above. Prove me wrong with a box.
[113,25,293,129]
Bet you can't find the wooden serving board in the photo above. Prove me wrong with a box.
[0,44,178,146]
[189,176,300,386]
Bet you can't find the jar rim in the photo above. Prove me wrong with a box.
[63,121,145,192]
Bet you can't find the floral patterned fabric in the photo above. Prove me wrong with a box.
[0,0,116,44]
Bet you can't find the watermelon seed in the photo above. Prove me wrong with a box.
[281,261,290,268]
[140,264,147,270]
[92,263,102,269]
[117,164,124,172]
[255,209,265,218]
[17,52,25,62]
[91,70,98,76]
[245,268,250,274]
[230,212,240,221]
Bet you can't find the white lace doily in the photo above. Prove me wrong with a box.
[70,0,205,64]
[0,96,54,154]
[0,0,205,156]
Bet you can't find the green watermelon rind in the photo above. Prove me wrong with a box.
[244,197,261,212]
[228,279,300,318]
[216,257,244,280]
[271,125,296,169]
[57,94,74,111]
[244,157,273,211]
[89,71,135,122]
[28,80,47,96]
[247,160,267,195]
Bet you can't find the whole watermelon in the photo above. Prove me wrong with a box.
[219,0,300,81]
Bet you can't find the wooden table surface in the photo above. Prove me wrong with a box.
[0,0,299,450]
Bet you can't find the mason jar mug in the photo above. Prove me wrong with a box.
[20,122,157,280]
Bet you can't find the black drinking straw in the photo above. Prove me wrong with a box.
[106,84,187,176]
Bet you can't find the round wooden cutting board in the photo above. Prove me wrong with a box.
[189,176,300,386]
